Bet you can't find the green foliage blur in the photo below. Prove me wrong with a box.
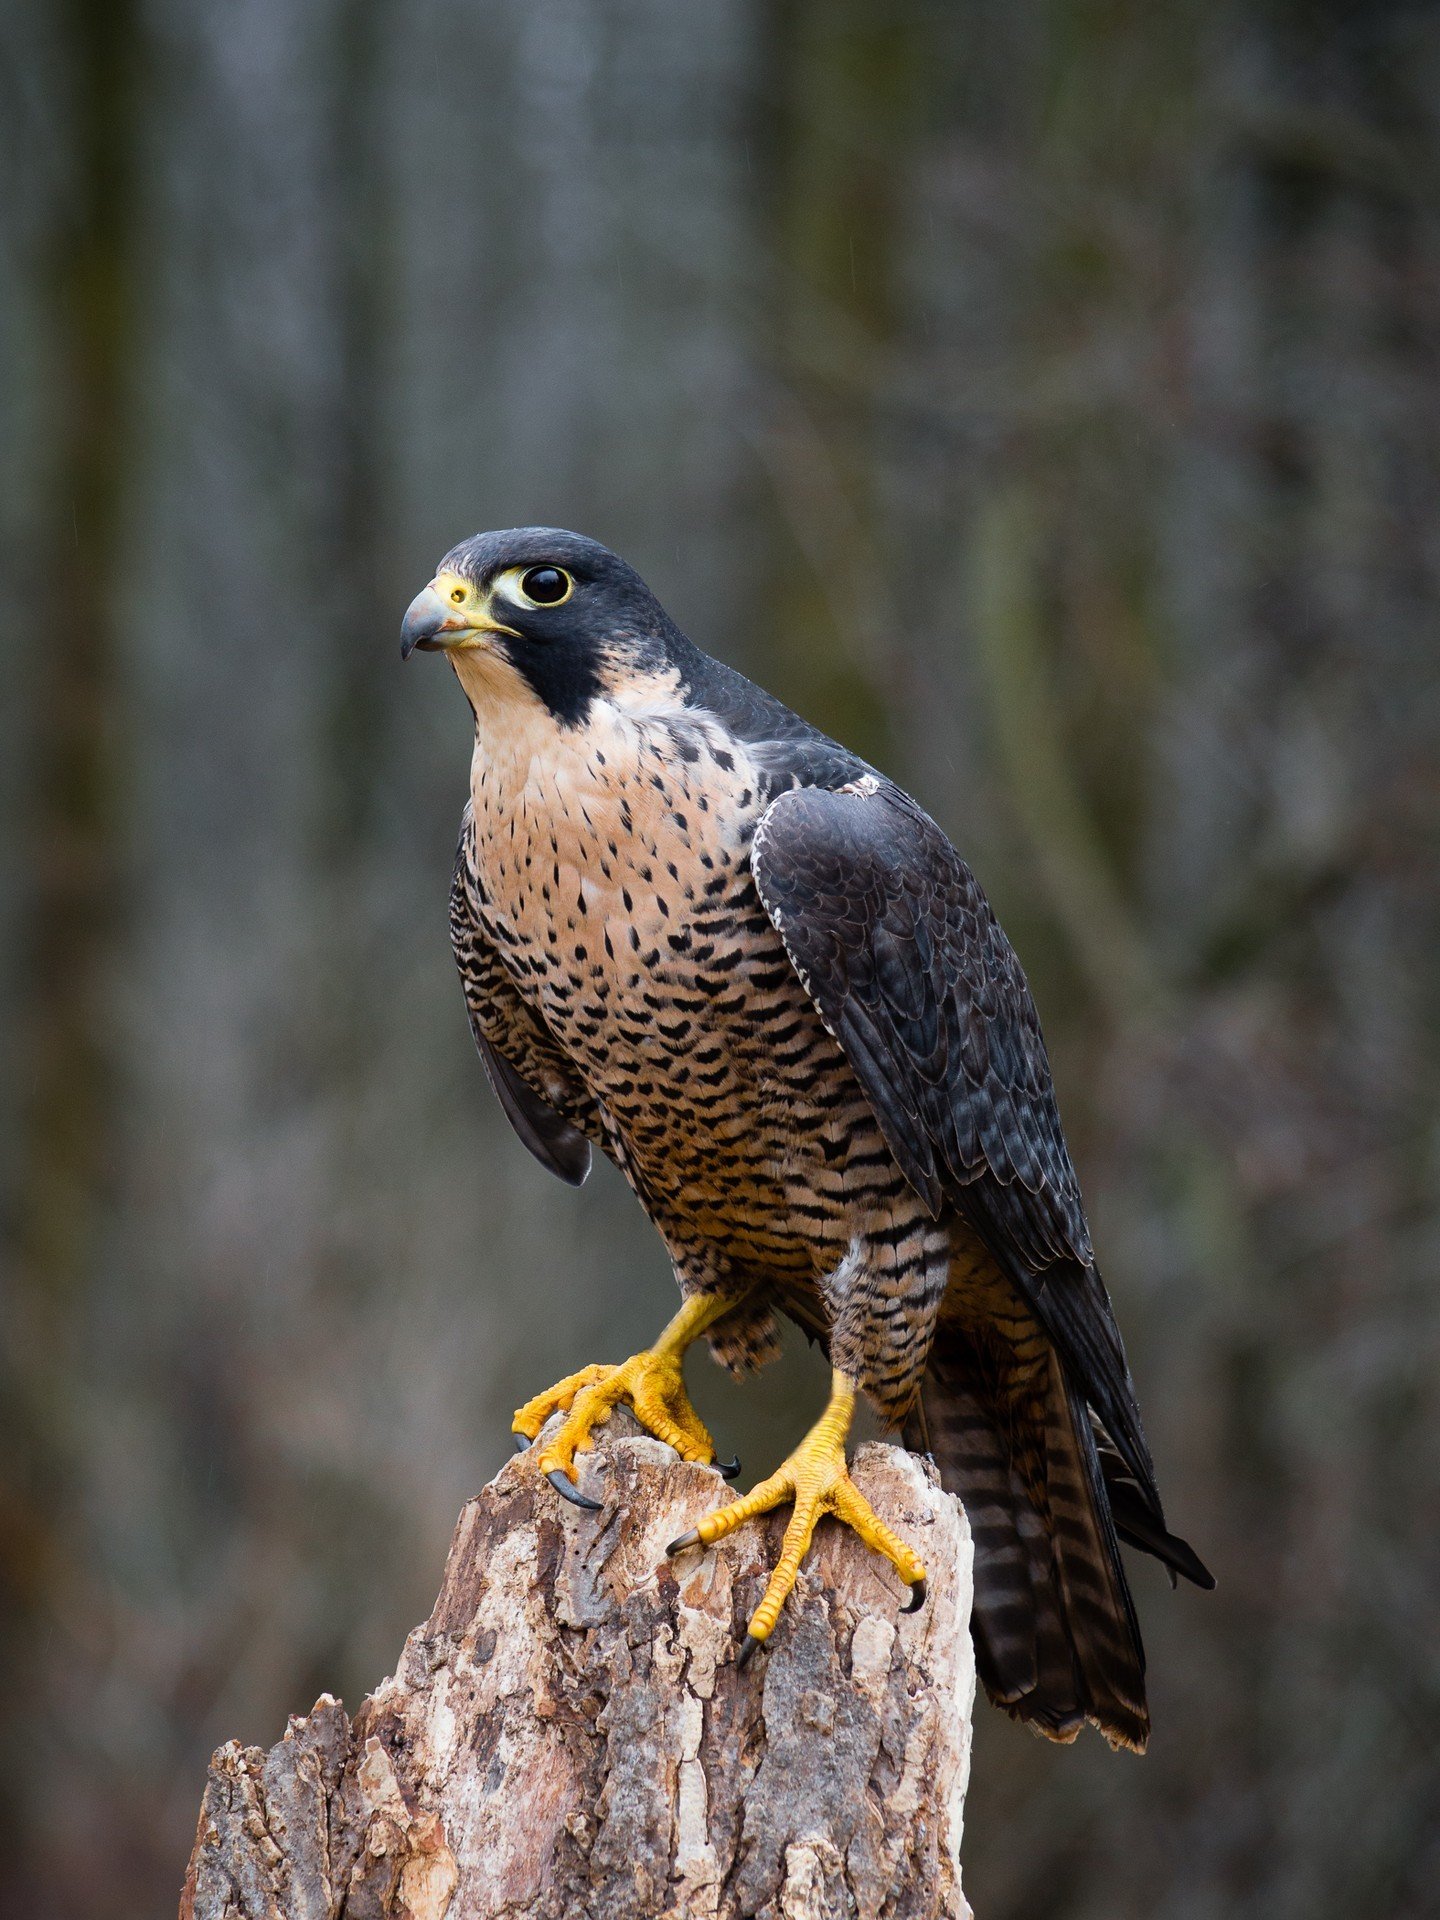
[2,2,1437,1914]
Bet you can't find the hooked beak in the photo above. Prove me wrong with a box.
[400,584,469,660]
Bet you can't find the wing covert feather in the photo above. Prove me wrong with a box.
[752,780,1091,1269]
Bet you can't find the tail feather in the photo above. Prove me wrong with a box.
[911,1370,1088,1733]
[917,1318,1172,1752]
[1044,1362,1149,1749]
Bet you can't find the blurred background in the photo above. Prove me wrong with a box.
[3,0,1438,1913]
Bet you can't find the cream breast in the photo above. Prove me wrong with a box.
[461,670,767,1035]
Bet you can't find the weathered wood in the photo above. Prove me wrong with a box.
[181,1418,975,1920]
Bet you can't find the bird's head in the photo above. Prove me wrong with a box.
[400,527,682,727]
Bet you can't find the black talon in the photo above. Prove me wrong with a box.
[513,1432,531,1453]
[546,1467,602,1511]
[716,1456,741,1481]
[666,1529,701,1556]
[736,1632,764,1669]
[901,1577,927,1614]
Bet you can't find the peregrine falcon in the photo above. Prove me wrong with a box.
[402,527,1211,1750]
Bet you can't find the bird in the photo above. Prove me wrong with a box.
[401,525,1212,1750]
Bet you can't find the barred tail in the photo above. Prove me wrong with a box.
[911,1329,1155,1752]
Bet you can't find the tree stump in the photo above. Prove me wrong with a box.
[180,1417,975,1919]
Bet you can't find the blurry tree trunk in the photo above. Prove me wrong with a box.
[180,1424,974,1920]
[752,0,930,767]
[2,0,140,1879]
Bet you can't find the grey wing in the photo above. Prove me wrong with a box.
[752,780,1088,1258]
[450,814,598,1187]
[751,778,1157,1501]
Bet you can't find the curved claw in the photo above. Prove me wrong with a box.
[512,1432,532,1453]
[666,1528,701,1556]
[901,1577,927,1614]
[736,1631,764,1669]
[716,1456,741,1481]
[546,1467,602,1511]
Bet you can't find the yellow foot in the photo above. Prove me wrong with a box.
[513,1340,733,1509]
[666,1370,926,1661]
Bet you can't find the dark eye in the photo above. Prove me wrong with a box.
[520,566,571,606]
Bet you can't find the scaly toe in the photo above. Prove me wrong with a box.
[511,1363,617,1444]
[631,1373,719,1464]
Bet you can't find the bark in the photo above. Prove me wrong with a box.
[180,1418,975,1920]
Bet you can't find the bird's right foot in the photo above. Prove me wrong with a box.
[513,1350,723,1508]
[512,1291,748,1506]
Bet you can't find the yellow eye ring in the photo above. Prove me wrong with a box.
[492,564,575,614]
[450,586,466,605]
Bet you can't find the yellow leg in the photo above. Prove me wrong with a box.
[667,1369,927,1660]
[513,1291,742,1506]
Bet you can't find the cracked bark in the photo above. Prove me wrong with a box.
[180,1417,975,1919]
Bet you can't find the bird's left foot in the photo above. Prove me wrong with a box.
[666,1370,926,1660]
[513,1348,725,1509]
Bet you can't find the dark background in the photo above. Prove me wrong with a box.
[3,2,1438,1914]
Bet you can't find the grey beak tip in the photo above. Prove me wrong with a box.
[400,584,449,661]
